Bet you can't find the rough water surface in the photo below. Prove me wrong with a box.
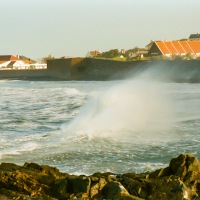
[0,79,200,175]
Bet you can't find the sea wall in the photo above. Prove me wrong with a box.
[0,58,200,82]
[140,59,200,82]
[0,69,49,80]
[47,58,148,80]
[47,58,200,82]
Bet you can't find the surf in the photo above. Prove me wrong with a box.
[61,79,178,144]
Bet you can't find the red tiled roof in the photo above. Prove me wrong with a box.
[189,41,200,52]
[0,55,19,61]
[180,41,193,53]
[164,42,178,54]
[172,41,186,54]
[155,41,170,55]
[155,41,200,55]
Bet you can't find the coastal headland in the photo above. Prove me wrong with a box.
[0,58,200,82]
[0,154,200,199]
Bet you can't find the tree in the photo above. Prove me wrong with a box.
[41,54,55,64]
[98,49,120,58]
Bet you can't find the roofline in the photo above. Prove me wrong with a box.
[155,41,164,55]
[163,42,172,55]
[170,42,179,54]
[154,40,200,56]
[186,41,196,54]
[178,41,186,54]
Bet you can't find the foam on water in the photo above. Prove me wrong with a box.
[17,142,39,152]
[1,80,200,174]
[61,79,178,143]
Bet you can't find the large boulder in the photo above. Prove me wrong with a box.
[102,181,143,200]
[169,154,200,180]
[90,177,107,199]
[67,175,91,198]
[146,176,192,200]
[119,154,200,200]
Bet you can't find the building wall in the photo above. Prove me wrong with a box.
[147,43,162,56]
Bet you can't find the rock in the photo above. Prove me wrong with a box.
[24,162,42,172]
[169,154,200,179]
[1,154,200,199]
[121,178,150,199]
[102,181,143,200]
[168,154,200,198]
[90,177,107,199]
[67,175,91,195]
[149,167,170,179]
[90,182,100,199]
[0,162,20,171]
[146,176,191,200]
[54,178,70,199]
[98,177,107,190]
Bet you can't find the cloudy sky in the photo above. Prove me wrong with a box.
[1,0,200,59]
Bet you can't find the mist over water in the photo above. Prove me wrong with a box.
[0,76,200,174]
[62,79,177,143]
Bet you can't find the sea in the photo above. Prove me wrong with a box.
[0,75,200,175]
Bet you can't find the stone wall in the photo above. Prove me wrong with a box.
[0,69,49,80]
[0,58,200,82]
[47,58,200,82]
[47,58,145,80]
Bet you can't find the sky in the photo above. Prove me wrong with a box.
[1,0,200,60]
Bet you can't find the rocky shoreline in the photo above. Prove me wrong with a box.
[1,154,200,200]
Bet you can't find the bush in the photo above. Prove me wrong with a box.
[172,55,184,60]
[98,49,120,58]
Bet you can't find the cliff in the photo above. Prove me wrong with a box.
[0,154,200,199]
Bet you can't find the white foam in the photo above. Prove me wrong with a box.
[17,142,39,152]
[61,79,178,143]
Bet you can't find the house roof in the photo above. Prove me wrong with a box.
[0,55,20,61]
[154,41,200,55]
[19,55,30,60]
[189,33,200,39]
[0,61,11,67]
[18,55,36,64]
[145,40,154,50]
[5,60,27,67]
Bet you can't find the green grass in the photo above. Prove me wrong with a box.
[111,56,127,61]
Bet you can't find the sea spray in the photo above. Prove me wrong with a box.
[61,79,178,143]
[1,80,200,174]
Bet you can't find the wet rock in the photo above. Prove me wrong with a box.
[102,181,143,200]
[89,177,107,199]
[1,154,200,199]
[24,162,42,172]
[67,175,91,197]
[54,178,70,199]
[148,166,170,179]
[169,154,200,179]
[146,176,191,200]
